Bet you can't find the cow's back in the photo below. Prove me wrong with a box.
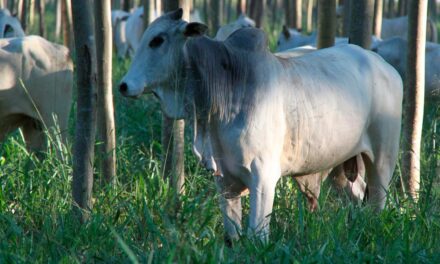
[0,36,73,130]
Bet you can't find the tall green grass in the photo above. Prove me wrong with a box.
[1,6,440,263]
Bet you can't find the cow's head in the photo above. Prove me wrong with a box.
[119,8,207,119]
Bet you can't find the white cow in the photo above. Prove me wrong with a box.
[112,10,130,59]
[125,7,145,58]
[120,10,402,242]
[0,8,25,38]
[277,25,382,52]
[0,36,73,154]
[382,16,437,43]
[215,14,255,41]
[373,37,440,98]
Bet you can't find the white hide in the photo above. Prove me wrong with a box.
[0,8,25,38]
[120,11,402,242]
[0,36,73,152]
[374,36,440,98]
[215,14,255,41]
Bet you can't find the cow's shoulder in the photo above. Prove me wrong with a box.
[225,27,268,52]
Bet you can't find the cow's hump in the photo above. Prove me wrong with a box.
[225,27,268,52]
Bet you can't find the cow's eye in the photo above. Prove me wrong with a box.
[149,36,164,48]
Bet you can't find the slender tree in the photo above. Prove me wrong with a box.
[37,0,46,37]
[342,0,350,36]
[293,0,302,30]
[373,0,383,37]
[237,0,247,15]
[388,0,395,17]
[317,0,336,48]
[20,0,27,32]
[210,0,222,33]
[162,0,189,193]
[71,0,96,222]
[429,0,437,22]
[348,0,374,49]
[306,0,314,33]
[123,0,132,11]
[55,0,61,39]
[249,0,264,27]
[402,0,428,202]
[94,0,116,184]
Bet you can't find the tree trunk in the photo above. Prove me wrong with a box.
[29,0,34,28]
[429,0,437,22]
[306,0,314,33]
[20,0,27,32]
[162,0,188,193]
[293,0,302,30]
[55,0,61,39]
[388,0,395,17]
[123,0,132,11]
[37,0,46,38]
[156,0,162,14]
[237,0,247,15]
[143,0,155,27]
[61,0,73,50]
[348,0,374,49]
[95,0,116,185]
[373,0,383,37]
[284,0,292,27]
[71,0,96,222]
[209,0,222,33]
[398,0,407,16]
[317,0,335,48]
[402,0,427,202]
[250,0,264,27]
[342,0,350,36]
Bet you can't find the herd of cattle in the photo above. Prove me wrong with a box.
[0,5,438,242]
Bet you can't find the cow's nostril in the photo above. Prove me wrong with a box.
[119,82,128,93]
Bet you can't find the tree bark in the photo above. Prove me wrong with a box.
[373,0,383,37]
[250,0,264,27]
[61,0,73,50]
[348,0,374,49]
[342,0,350,36]
[20,0,27,32]
[210,0,222,33]
[402,0,427,202]
[71,0,96,222]
[237,0,247,15]
[398,0,407,16]
[388,0,395,17]
[94,0,116,185]
[429,0,437,22]
[55,0,61,39]
[37,0,46,38]
[317,0,336,48]
[306,0,314,33]
[123,0,132,11]
[293,0,302,30]
[162,0,188,193]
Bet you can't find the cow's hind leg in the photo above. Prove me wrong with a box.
[363,151,395,211]
[294,171,329,211]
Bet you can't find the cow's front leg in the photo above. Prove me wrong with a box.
[215,176,245,246]
[249,161,280,242]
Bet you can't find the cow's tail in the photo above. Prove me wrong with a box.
[428,18,438,43]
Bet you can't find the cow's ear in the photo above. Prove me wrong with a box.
[282,25,290,39]
[12,12,17,17]
[121,15,129,21]
[167,8,183,20]
[184,22,208,37]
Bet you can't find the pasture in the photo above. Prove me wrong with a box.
[1,1,440,263]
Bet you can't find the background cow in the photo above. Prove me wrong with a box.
[0,36,73,155]
[373,36,440,98]
[0,8,25,38]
